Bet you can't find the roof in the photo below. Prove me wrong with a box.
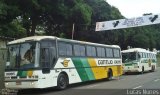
[8,36,120,48]
[8,36,57,45]
[121,48,155,54]
[57,37,120,48]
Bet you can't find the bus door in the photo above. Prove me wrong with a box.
[40,40,57,74]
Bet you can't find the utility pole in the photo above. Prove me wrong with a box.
[72,23,75,40]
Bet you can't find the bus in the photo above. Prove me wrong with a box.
[122,48,157,74]
[4,36,123,89]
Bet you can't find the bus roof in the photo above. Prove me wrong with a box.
[8,36,57,45]
[57,37,120,48]
[8,36,120,48]
[121,48,156,54]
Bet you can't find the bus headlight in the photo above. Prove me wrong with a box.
[30,82,35,85]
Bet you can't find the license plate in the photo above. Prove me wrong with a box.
[16,81,21,85]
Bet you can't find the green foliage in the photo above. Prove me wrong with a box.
[0,19,26,38]
[132,34,150,48]
[0,0,160,50]
[0,0,20,24]
[71,2,92,24]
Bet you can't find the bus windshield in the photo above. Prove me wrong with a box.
[6,42,38,70]
[122,52,137,63]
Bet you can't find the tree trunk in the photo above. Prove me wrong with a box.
[30,15,38,36]
[31,22,36,36]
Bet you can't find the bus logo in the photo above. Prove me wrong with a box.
[61,59,70,67]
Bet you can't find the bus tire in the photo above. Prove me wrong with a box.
[141,66,144,74]
[57,73,68,90]
[107,69,113,81]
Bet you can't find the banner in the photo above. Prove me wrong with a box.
[95,14,160,31]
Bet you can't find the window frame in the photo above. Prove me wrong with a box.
[96,47,105,58]
[86,45,97,57]
[73,44,86,57]
[58,41,73,57]
[106,47,114,58]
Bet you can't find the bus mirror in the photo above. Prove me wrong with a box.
[42,67,50,74]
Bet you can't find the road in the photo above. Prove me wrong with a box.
[18,67,160,95]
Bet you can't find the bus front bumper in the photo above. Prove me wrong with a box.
[4,79,40,89]
[123,66,140,73]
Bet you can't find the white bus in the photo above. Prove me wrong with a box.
[4,36,123,89]
[122,48,157,73]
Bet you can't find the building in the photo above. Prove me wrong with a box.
[0,36,14,48]
[0,36,14,89]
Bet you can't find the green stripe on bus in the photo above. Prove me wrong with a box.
[124,64,133,66]
[72,58,90,82]
[17,71,27,77]
[80,59,95,80]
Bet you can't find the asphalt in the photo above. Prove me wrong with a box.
[16,67,160,95]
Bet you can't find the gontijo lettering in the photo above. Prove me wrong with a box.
[98,60,121,65]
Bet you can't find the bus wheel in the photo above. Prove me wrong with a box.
[107,69,113,81]
[141,66,144,74]
[57,73,68,90]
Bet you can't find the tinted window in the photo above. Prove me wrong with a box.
[122,52,137,63]
[41,41,54,47]
[58,42,73,56]
[86,46,96,57]
[106,48,113,57]
[58,42,66,56]
[41,41,56,68]
[74,44,85,56]
[41,48,50,68]
[113,49,120,58]
[66,44,72,56]
[97,47,105,57]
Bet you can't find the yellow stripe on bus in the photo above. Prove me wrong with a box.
[87,58,107,79]
[27,70,33,77]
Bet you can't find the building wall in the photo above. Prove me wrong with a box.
[0,40,7,48]
[0,37,14,89]
[0,38,8,89]
[0,49,7,89]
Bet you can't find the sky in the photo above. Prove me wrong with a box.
[106,0,160,18]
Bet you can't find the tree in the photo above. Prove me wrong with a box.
[0,0,25,38]
[74,0,124,44]
[132,34,150,48]
[0,19,26,38]
[42,0,92,38]
[1,0,160,50]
